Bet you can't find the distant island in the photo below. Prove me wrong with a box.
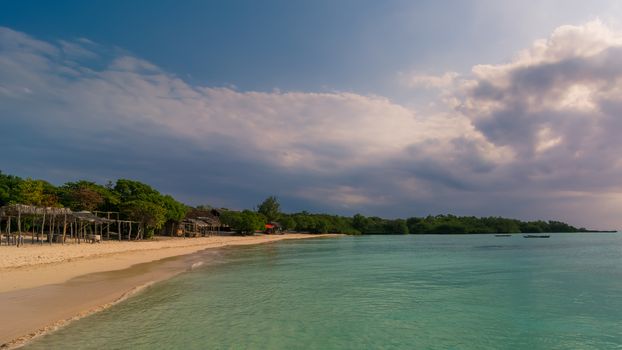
[0,170,613,237]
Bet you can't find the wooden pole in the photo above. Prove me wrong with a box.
[17,208,22,247]
[62,214,67,245]
[38,212,45,245]
[31,215,35,244]
[49,214,55,245]
[8,216,12,245]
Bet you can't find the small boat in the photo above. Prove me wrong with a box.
[523,234,550,238]
[495,234,512,237]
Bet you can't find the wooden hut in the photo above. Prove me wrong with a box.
[265,222,283,234]
[177,207,230,237]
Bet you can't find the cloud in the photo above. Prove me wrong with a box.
[437,20,622,227]
[456,20,622,173]
[0,26,497,208]
[0,26,481,169]
[400,71,459,90]
[2,23,622,228]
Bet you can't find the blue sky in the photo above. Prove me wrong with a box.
[2,1,622,228]
[5,0,622,94]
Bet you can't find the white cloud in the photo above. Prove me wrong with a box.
[439,20,622,227]
[400,71,459,89]
[0,26,496,180]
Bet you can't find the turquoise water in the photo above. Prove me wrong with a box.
[25,234,622,349]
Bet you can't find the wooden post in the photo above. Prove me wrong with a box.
[31,216,35,244]
[17,207,22,247]
[49,214,55,245]
[8,216,12,245]
[62,214,67,245]
[38,212,44,245]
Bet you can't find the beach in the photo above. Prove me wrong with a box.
[0,234,339,348]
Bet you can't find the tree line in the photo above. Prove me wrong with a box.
[0,171,186,238]
[1,170,591,236]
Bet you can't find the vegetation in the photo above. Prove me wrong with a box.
[257,196,280,222]
[59,181,118,211]
[0,171,186,238]
[220,210,266,235]
[112,179,187,237]
[0,171,22,205]
[0,170,595,236]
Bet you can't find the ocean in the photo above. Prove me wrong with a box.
[24,234,622,349]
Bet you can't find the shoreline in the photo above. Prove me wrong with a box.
[0,234,341,348]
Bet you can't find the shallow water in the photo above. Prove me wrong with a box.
[25,234,622,349]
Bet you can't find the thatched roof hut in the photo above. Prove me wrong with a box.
[176,208,230,237]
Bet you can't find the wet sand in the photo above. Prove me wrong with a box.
[0,234,339,348]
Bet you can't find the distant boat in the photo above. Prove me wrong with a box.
[523,234,550,238]
[495,234,512,237]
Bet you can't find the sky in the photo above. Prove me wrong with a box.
[1,1,622,229]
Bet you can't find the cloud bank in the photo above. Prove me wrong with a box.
[1,22,621,228]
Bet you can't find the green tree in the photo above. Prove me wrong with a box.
[160,194,188,222]
[113,179,186,230]
[313,218,330,233]
[387,219,409,234]
[0,171,23,205]
[352,214,369,233]
[257,196,281,222]
[120,200,167,238]
[60,181,113,211]
[114,179,160,202]
[279,215,296,231]
[17,178,59,206]
[220,210,266,235]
